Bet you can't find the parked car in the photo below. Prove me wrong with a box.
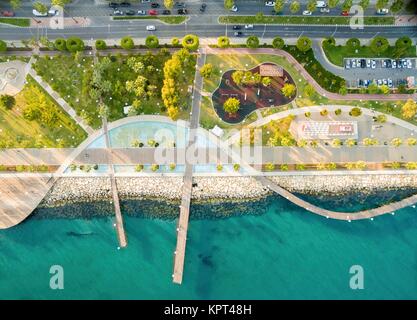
[231,5,238,12]
[48,9,59,16]
[125,9,135,15]
[1,10,15,17]
[397,59,403,68]
[146,25,156,31]
[175,2,186,8]
[358,79,363,86]
[407,59,412,68]
[113,9,123,16]
[371,59,376,69]
[120,2,131,7]
[177,8,188,14]
[33,9,48,17]
[401,59,407,68]
[108,2,118,8]
[356,59,361,66]
[366,59,371,68]
[151,3,160,8]
[341,10,349,16]
[351,59,356,68]
[148,9,158,15]
[316,1,327,8]
[387,79,393,87]
[232,25,241,30]
[265,1,276,6]
[377,79,383,86]
[386,59,392,68]
[234,31,243,37]
[245,24,254,29]
[162,10,171,15]
[137,10,146,15]
[320,8,330,13]
[345,59,351,69]
[382,79,387,85]
[360,59,366,68]
[200,3,207,12]
[392,60,397,68]
[302,10,312,15]
[376,8,389,15]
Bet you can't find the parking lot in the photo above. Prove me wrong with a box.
[343,57,416,89]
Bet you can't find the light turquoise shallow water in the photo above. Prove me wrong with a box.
[1,195,417,300]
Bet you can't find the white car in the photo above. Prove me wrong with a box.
[33,9,48,17]
[302,10,312,15]
[48,9,59,16]
[316,1,327,8]
[376,8,389,15]
[407,59,413,69]
[320,8,330,13]
[265,1,275,6]
[146,25,156,31]
[244,24,254,29]
[231,5,238,12]
[137,10,146,15]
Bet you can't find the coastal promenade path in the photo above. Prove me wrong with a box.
[257,175,417,221]
[173,50,206,285]
[0,175,53,229]
[204,47,417,101]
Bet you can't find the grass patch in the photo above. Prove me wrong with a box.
[219,15,394,25]
[0,18,30,27]
[113,15,186,24]
[322,41,417,66]
[0,76,87,148]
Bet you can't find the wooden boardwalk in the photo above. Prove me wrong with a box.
[172,51,206,284]
[0,175,54,229]
[257,176,417,221]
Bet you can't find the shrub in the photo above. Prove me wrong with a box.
[66,37,84,52]
[320,109,328,116]
[370,36,389,54]
[233,163,240,171]
[145,35,159,48]
[0,39,7,52]
[182,34,199,51]
[324,37,336,46]
[0,94,15,110]
[395,36,412,49]
[296,36,312,52]
[349,107,362,117]
[280,164,289,171]
[135,164,144,172]
[216,164,223,171]
[334,108,342,116]
[199,63,213,78]
[171,37,180,46]
[54,38,66,51]
[265,163,275,171]
[217,36,230,48]
[346,38,360,52]
[120,36,134,50]
[246,36,260,49]
[169,163,176,170]
[272,37,284,49]
[151,164,159,172]
[95,39,107,50]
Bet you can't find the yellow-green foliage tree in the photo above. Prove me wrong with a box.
[281,83,296,98]
[223,97,240,115]
[402,99,417,119]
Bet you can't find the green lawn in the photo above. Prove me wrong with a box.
[33,50,195,128]
[113,16,187,24]
[202,53,416,129]
[0,76,87,148]
[219,15,394,25]
[0,18,30,27]
[323,42,417,66]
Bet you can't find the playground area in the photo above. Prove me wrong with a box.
[212,62,295,123]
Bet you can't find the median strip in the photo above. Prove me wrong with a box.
[0,18,30,27]
[112,15,187,24]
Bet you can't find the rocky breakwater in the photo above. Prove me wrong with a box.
[271,174,417,195]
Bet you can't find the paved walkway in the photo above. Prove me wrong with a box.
[257,175,417,221]
[28,67,95,135]
[204,47,417,101]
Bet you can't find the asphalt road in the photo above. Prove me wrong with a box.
[1,20,416,41]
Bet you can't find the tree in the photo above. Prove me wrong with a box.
[223,97,240,115]
[218,36,230,48]
[359,0,370,10]
[120,36,134,50]
[66,37,84,52]
[145,35,159,48]
[339,86,347,95]
[272,37,284,49]
[0,95,15,110]
[232,70,244,85]
[380,84,390,95]
[391,138,403,147]
[262,77,271,87]
[33,1,48,13]
[51,0,71,7]
[171,37,179,46]
[274,0,285,13]
[246,36,259,49]
[376,0,389,10]
[54,38,66,51]
[370,36,389,54]
[328,0,340,8]
[346,38,360,52]
[391,0,404,12]
[401,99,417,119]
[296,36,312,52]
[199,63,213,78]
[367,81,379,94]
[281,83,296,98]
[307,0,317,12]
[290,1,301,13]
[0,40,7,52]
[95,39,107,50]
[349,107,362,117]
[224,0,234,10]
[395,36,412,49]
[341,0,353,11]
[164,0,174,10]
[304,84,315,97]
[10,0,22,10]
[182,34,199,51]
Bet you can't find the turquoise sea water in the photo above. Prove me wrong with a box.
[1,194,417,300]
